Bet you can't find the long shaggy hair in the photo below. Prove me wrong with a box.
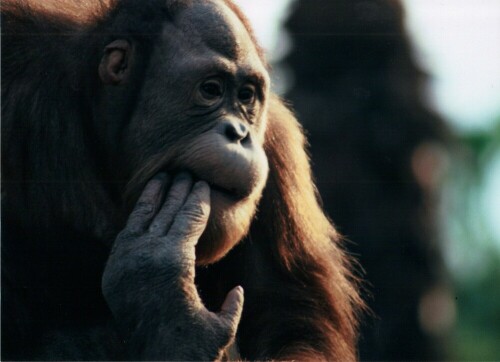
[2,0,363,360]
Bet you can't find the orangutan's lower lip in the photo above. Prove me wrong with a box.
[166,168,247,201]
[209,183,243,201]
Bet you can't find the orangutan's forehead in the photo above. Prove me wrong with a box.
[174,0,256,61]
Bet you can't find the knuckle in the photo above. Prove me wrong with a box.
[167,232,197,258]
[134,201,155,215]
[164,193,184,208]
[182,201,209,224]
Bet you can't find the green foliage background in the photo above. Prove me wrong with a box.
[447,118,500,360]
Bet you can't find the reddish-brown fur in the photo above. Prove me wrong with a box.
[2,1,363,360]
[254,96,363,359]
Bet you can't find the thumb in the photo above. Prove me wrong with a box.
[219,286,244,331]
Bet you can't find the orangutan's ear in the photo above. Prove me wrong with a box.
[99,39,133,85]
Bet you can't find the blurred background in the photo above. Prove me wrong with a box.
[235,0,500,360]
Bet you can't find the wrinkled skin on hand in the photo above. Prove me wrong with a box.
[102,173,244,361]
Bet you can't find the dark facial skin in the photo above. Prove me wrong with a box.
[103,0,271,265]
[99,1,269,359]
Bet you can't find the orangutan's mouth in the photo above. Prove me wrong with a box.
[208,182,245,201]
[166,167,249,201]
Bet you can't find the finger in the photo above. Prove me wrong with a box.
[218,286,244,331]
[167,181,211,248]
[149,172,193,235]
[125,173,169,233]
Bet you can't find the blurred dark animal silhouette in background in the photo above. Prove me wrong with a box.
[283,0,454,359]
